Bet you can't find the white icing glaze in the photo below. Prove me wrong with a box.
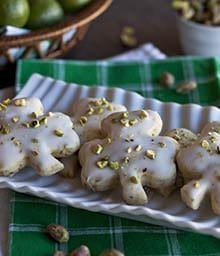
[166,128,198,148]
[177,122,220,214]
[79,110,178,205]
[0,97,80,176]
[72,98,127,144]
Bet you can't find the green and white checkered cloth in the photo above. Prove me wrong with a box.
[9,57,220,256]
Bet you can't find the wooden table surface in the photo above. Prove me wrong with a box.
[0,0,182,88]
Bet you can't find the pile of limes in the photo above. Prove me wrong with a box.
[0,0,92,29]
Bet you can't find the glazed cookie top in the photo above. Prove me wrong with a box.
[79,109,178,205]
[166,128,198,148]
[72,98,127,144]
[0,97,80,177]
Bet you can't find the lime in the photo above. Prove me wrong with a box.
[58,0,93,13]
[27,0,64,29]
[0,0,30,28]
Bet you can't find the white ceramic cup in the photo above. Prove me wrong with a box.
[177,15,220,56]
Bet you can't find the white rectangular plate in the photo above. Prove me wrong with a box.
[0,74,220,239]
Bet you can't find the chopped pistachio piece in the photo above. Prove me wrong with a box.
[1,125,11,134]
[101,98,109,105]
[14,99,26,107]
[79,116,88,126]
[40,117,47,125]
[106,138,112,144]
[145,149,156,160]
[135,145,142,152]
[11,116,20,123]
[130,176,138,184]
[201,139,209,149]
[92,144,103,155]
[158,142,166,148]
[107,105,114,111]
[3,98,11,105]
[31,138,39,143]
[122,112,128,118]
[87,107,94,115]
[54,129,64,137]
[94,107,104,115]
[31,150,39,156]
[127,147,132,153]
[30,120,40,128]
[139,110,148,119]
[120,119,130,127]
[210,136,217,143]
[22,122,30,128]
[96,160,108,169]
[31,112,38,118]
[193,181,200,188]
[129,119,138,126]
[123,156,129,164]
[14,140,21,146]
[0,103,7,110]
[109,161,120,171]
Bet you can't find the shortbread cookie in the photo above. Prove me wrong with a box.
[166,128,198,148]
[177,122,220,214]
[79,110,178,205]
[71,98,127,144]
[0,97,80,176]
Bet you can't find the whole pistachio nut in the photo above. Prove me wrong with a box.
[159,72,175,87]
[47,224,69,243]
[100,248,124,256]
[69,245,91,256]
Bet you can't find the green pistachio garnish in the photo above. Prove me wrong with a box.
[127,147,132,153]
[193,181,200,188]
[30,120,40,128]
[0,103,7,110]
[96,160,109,169]
[3,99,11,105]
[106,138,112,144]
[109,161,119,171]
[1,125,11,134]
[158,142,166,148]
[31,150,39,156]
[101,98,109,105]
[31,138,39,143]
[201,139,209,149]
[92,144,103,155]
[94,107,104,115]
[79,116,88,126]
[139,110,148,119]
[87,108,94,115]
[39,117,47,125]
[11,116,20,123]
[107,105,114,111]
[135,145,142,152]
[22,122,30,128]
[14,99,26,107]
[145,149,156,160]
[14,140,21,146]
[123,157,129,164]
[31,112,38,119]
[122,112,128,118]
[54,129,64,137]
[120,119,130,127]
[129,119,138,126]
[130,176,138,184]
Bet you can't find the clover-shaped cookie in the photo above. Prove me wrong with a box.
[0,97,80,176]
[72,98,127,144]
[177,122,220,214]
[79,110,179,205]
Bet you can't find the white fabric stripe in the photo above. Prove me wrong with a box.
[164,228,173,256]
[8,194,15,256]
[9,225,182,235]
[108,216,114,248]
[59,205,68,253]
[113,217,124,253]
[138,63,153,98]
[167,230,181,256]
[10,198,59,206]
[99,61,108,86]
[53,60,66,81]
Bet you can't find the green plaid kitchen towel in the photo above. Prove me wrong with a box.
[9,57,220,256]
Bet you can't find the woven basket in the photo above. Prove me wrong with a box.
[0,0,112,65]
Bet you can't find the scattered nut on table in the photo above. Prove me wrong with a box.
[159,72,175,87]
[47,224,69,243]
[69,245,91,256]
[100,248,124,256]
[176,81,197,94]
[120,26,137,48]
